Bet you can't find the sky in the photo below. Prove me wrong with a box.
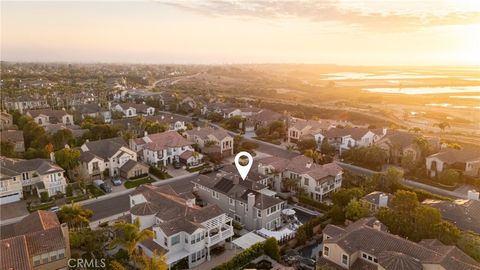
[1,0,480,65]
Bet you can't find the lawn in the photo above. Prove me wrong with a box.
[86,184,105,197]
[187,164,212,173]
[124,177,155,189]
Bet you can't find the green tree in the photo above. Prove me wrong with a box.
[55,148,81,171]
[0,141,16,157]
[51,129,75,150]
[263,237,280,261]
[110,218,154,268]
[438,169,459,186]
[139,251,168,270]
[332,188,365,208]
[320,139,336,156]
[304,149,322,164]
[58,203,93,229]
[345,199,369,221]
[390,190,419,214]
[401,152,417,174]
[297,138,317,152]
[330,205,346,224]
[267,121,286,138]
[207,112,224,122]
[255,126,269,137]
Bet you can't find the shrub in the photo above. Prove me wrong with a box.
[298,195,332,212]
[40,191,50,202]
[66,184,73,197]
[264,238,280,261]
[212,242,265,270]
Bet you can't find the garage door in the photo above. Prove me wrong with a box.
[0,193,21,204]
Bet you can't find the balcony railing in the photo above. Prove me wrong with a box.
[206,227,233,246]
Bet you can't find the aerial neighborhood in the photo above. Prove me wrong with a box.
[1,64,479,270]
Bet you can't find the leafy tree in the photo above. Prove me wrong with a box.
[332,188,365,208]
[401,152,417,174]
[110,218,154,268]
[139,251,168,270]
[330,205,346,224]
[55,148,81,171]
[51,129,75,150]
[58,203,93,229]
[264,237,280,261]
[222,116,243,132]
[297,139,317,152]
[111,110,124,120]
[379,167,404,193]
[207,112,224,122]
[320,139,336,156]
[412,205,442,241]
[0,141,16,157]
[281,178,297,192]
[40,191,50,202]
[145,121,168,134]
[304,149,322,164]
[438,169,459,186]
[255,126,269,137]
[345,199,369,221]
[390,190,419,214]
[267,121,286,138]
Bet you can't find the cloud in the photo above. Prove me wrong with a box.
[160,0,480,31]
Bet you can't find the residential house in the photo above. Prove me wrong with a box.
[26,109,74,126]
[245,109,286,132]
[192,172,285,231]
[257,155,343,201]
[426,148,480,177]
[0,111,13,130]
[0,130,25,152]
[179,150,204,168]
[72,103,112,123]
[119,160,149,180]
[323,127,385,153]
[155,113,188,131]
[318,217,480,270]
[112,103,155,118]
[43,124,88,138]
[361,191,392,212]
[287,118,332,144]
[375,131,424,164]
[131,131,195,166]
[79,137,137,178]
[423,195,480,234]
[3,96,49,113]
[130,184,233,268]
[184,127,234,157]
[0,157,67,204]
[18,79,54,89]
[0,211,70,270]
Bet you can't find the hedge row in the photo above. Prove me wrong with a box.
[298,195,332,212]
[401,186,452,202]
[212,242,265,270]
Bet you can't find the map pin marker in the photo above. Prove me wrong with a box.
[234,151,253,181]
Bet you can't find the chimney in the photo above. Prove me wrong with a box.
[378,193,389,207]
[144,131,148,137]
[247,193,255,213]
[233,175,240,185]
[468,190,479,201]
[186,199,194,207]
[305,161,312,169]
[373,220,382,231]
[50,152,55,162]
[383,128,387,135]
[161,115,164,120]
[197,126,201,131]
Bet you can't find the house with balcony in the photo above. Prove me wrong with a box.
[287,118,333,144]
[131,130,195,167]
[130,184,233,268]
[318,217,480,270]
[79,137,137,178]
[184,127,234,157]
[192,172,285,231]
[112,102,155,118]
[26,109,74,127]
[0,130,25,152]
[155,113,188,131]
[0,157,67,204]
[323,127,385,153]
[0,211,71,270]
[257,155,343,201]
[426,148,480,178]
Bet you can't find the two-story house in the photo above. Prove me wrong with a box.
[131,131,194,166]
[0,211,71,270]
[72,103,112,123]
[318,217,480,270]
[155,113,188,131]
[112,103,155,118]
[375,131,439,164]
[192,172,285,231]
[0,130,25,152]
[257,155,343,201]
[26,109,73,127]
[184,127,234,157]
[323,127,384,153]
[79,137,137,178]
[130,184,233,268]
[287,118,333,144]
[426,148,480,177]
[3,96,49,113]
[0,157,67,204]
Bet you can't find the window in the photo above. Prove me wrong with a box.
[323,246,329,257]
[342,254,348,265]
[33,256,41,266]
[304,178,309,186]
[58,249,65,259]
[362,253,367,259]
[171,235,180,245]
[12,177,16,181]
[212,191,219,199]
[164,237,168,246]
[229,198,235,206]
[257,209,262,218]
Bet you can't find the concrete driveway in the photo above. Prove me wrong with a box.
[0,200,29,221]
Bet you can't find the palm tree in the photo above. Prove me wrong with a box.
[110,218,154,268]
[57,203,93,230]
[139,251,168,270]
[433,121,450,132]
[304,149,322,164]
[282,178,297,192]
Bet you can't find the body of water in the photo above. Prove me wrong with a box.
[363,85,480,95]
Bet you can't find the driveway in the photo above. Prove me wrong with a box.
[0,200,29,221]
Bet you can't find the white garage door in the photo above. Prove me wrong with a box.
[0,193,21,205]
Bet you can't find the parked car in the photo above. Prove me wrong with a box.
[49,206,61,213]
[100,183,112,193]
[93,179,105,188]
[111,177,122,186]
[173,160,182,169]
[199,166,214,174]
[213,163,224,171]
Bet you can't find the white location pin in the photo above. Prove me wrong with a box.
[234,151,253,181]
